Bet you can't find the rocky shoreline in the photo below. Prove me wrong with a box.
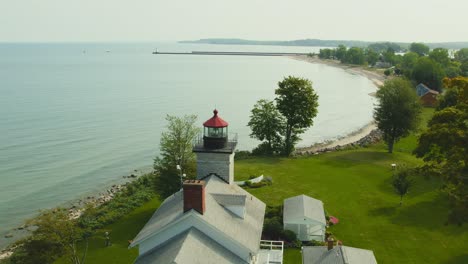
[0,169,151,259]
[295,128,383,156]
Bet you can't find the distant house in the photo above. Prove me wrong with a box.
[302,239,378,264]
[283,195,327,242]
[130,110,283,264]
[416,83,439,107]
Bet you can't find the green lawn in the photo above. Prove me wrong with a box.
[55,197,161,264]
[57,108,468,264]
[234,109,468,264]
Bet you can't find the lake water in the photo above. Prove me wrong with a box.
[0,42,376,247]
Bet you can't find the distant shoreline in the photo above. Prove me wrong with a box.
[289,55,385,153]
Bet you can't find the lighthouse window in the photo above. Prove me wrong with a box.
[207,127,226,138]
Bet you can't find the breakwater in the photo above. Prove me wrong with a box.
[153,51,310,56]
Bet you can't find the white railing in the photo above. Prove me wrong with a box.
[259,240,284,264]
[260,240,284,250]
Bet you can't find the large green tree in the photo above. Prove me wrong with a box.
[409,42,430,56]
[429,48,450,66]
[412,57,445,91]
[374,78,422,153]
[414,77,468,224]
[335,45,347,61]
[365,48,379,66]
[275,76,319,156]
[248,99,285,154]
[454,48,468,62]
[342,47,366,65]
[454,48,468,76]
[154,115,200,196]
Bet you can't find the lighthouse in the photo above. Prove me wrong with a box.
[193,109,237,184]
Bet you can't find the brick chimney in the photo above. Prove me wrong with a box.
[327,237,334,251]
[183,180,205,215]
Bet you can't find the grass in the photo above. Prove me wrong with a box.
[55,197,161,264]
[235,108,468,264]
[56,107,468,264]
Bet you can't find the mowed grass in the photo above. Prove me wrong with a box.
[235,108,468,264]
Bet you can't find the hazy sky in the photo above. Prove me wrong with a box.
[1,0,467,43]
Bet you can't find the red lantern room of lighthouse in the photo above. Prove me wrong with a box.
[202,109,230,149]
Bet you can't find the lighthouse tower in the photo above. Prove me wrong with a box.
[193,109,237,184]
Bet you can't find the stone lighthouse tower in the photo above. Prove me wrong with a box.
[193,109,237,184]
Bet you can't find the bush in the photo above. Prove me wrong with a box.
[281,229,297,242]
[263,217,283,239]
[235,150,253,160]
[265,205,282,219]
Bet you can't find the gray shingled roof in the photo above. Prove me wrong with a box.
[283,195,326,225]
[416,83,439,97]
[302,246,378,264]
[134,227,247,264]
[130,175,265,259]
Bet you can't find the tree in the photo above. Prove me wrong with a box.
[454,48,468,62]
[248,99,285,155]
[342,47,366,65]
[335,45,347,61]
[275,76,319,156]
[400,52,419,77]
[414,77,468,224]
[409,42,430,56]
[365,48,379,66]
[154,115,200,196]
[429,48,450,66]
[318,48,334,59]
[412,57,445,91]
[383,47,396,65]
[29,209,89,264]
[392,167,413,206]
[374,78,422,153]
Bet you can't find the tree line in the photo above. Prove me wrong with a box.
[318,43,468,91]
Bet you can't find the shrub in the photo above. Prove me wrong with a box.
[263,217,283,239]
[281,229,297,242]
[235,150,252,160]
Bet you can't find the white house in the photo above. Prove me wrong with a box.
[302,239,378,264]
[283,195,326,242]
[130,110,283,264]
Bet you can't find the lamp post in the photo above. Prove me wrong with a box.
[176,164,182,188]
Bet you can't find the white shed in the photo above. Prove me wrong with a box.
[283,195,326,242]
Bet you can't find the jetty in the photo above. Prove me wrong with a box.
[152,51,310,56]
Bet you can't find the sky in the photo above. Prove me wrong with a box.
[1,0,467,43]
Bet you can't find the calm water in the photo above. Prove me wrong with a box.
[0,42,376,246]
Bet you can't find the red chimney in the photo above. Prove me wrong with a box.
[327,237,334,251]
[183,180,205,215]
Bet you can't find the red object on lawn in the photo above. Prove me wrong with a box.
[329,216,339,225]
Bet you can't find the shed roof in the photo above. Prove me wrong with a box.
[283,195,326,225]
[416,83,439,97]
[302,246,378,264]
[130,175,265,259]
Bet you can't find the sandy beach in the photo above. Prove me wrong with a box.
[290,55,385,154]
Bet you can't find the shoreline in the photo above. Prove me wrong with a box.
[0,168,151,255]
[290,55,385,154]
[289,55,386,87]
